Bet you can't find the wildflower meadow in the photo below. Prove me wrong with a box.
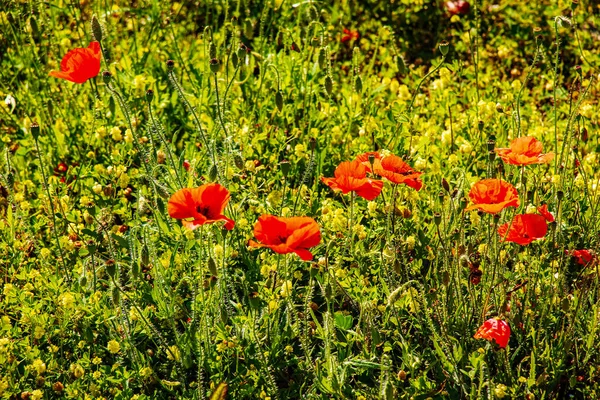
[1,0,600,398]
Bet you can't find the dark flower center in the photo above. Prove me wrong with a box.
[196,205,213,218]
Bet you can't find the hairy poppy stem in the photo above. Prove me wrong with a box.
[33,132,71,282]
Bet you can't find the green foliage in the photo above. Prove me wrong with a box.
[1,0,600,399]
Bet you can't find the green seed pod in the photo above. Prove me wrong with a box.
[209,58,221,73]
[275,91,284,112]
[208,164,218,181]
[208,257,218,276]
[112,286,120,305]
[79,275,87,288]
[354,76,363,93]
[233,155,244,169]
[209,42,217,59]
[30,122,40,141]
[324,76,333,96]
[438,40,449,56]
[318,47,327,69]
[280,160,291,177]
[91,15,103,42]
[396,55,407,75]
[106,260,116,278]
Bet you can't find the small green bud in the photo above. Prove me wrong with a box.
[354,76,363,93]
[209,42,217,59]
[275,91,284,112]
[91,15,103,42]
[102,71,112,84]
[396,55,407,75]
[234,155,244,169]
[318,47,327,69]
[208,164,218,181]
[112,286,120,305]
[208,257,218,276]
[237,43,249,60]
[434,212,442,226]
[106,259,116,278]
[145,89,154,102]
[324,76,333,96]
[310,37,320,47]
[231,52,239,68]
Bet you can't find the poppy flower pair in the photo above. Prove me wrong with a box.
[321,160,384,201]
[356,152,423,191]
[497,206,553,246]
[495,136,554,166]
[474,318,510,349]
[466,179,519,214]
[168,184,321,260]
[49,41,102,84]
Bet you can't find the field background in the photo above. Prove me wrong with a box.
[1,0,600,399]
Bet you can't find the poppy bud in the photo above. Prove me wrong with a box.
[209,42,217,59]
[396,55,407,75]
[79,275,87,288]
[309,137,317,151]
[557,190,564,200]
[131,261,140,280]
[234,155,244,169]
[112,286,120,305]
[30,122,40,140]
[442,178,450,193]
[434,212,442,226]
[438,191,445,201]
[478,120,484,131]
[145,89,154,102]
[166,59,175,69]
[311,37,320,47]
[488,151,496,162]
[209,58,221,73]
[183,160,191,171]
[231,52,239,68]
[324,76,333,96]
[244,18,254,38]
[208,164,218,181]
[487,139,495,152]
[208,256,218,275]
[91,15,103,42]
[102,71,112,84]
[354,76,363,93]
[438,40,449,56]
[141,244,150,266]
[280,160,291,177]
[290,41,301,52]
[318,47,327,69]
[275,91,284,112]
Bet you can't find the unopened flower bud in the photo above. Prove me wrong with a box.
[102,71,112,84]
[166,59,175,69]
[209,58,221,73]
[31,122,40,140]
[280,160,291,177]
[91,15,103,42]
[145,89,154,102]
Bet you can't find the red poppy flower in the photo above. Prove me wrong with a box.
[567,249,595,266]
[167,183,235,230]
[49,41,102,84]
[357,153,423,191]
[465,179,519,214]
[342,28,360,43]
[474,318,510,348]
[537,204,555,222]
[497,214,547,245]
[495,137,554,166]
[445,0,471,16]
[249,215,321,261]
[321,160,384,200]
